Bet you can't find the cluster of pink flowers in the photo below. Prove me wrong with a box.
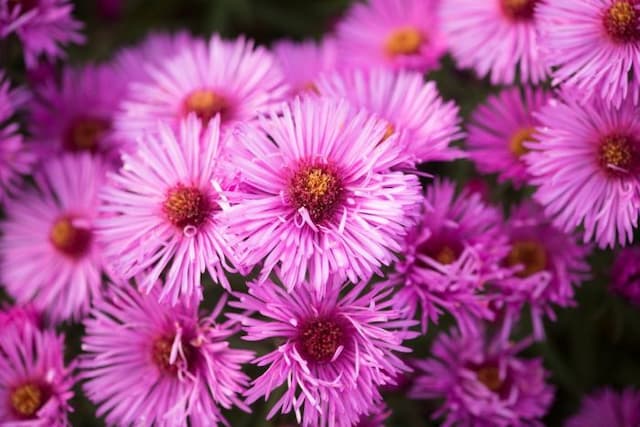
[1,0,639,426]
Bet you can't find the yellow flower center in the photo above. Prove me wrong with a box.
[505,240,547,278]
[385,27,423,56]
[49,216,92,258]
[184,89,228,123]
[289,163,344,224]
[509,127,536,157]
[10,383,45,417]
[604,0,639,42]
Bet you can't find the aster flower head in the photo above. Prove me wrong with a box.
[566,388,640,427]
[99,115,236,304]
[411,327,554,427]
[390,179,508,334]
[232,277,417,427]
[28,63,129,165]
[442,0,548,84]
[0,71,33,202]
[538,0,640,107]
[317,68,463,166]
[80,284,253,427]
[525,90,640,248]
[0,153,108,323]
[115,34,288,140]
[226,96,423,294]
[335,0,447,72]
[490,201,591,339]
[272,37,337,97]
[467,87,551,188]
[0,322,75,426]
[610,246,640,306]
[0,0,84,67]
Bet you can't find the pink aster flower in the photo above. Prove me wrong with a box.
[389,179,508,334]
[0,71,33,202]
[0,0,84,67]
[490,201,591,339]
[334,0,447,72]
[99,115,236,304]
[0,322,75,426]
[466,87,551,188]
[538,0,640,107]
[566,388,640,427]
[80,284,253,426]
[226,97,423,294]
[525,91,640,248]
[272,37,337,97]
[441,0,547,84]
[232,277,417,427]
[115,34,288,140]
[317,68,463,166]
[28,63,129,165]
[0,153,108,323]
[610,246,640,306]
[411,327,554,427]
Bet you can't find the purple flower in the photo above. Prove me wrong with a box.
[115,34,288,140]
[490,201,591,339]
[0,322,75,426]
[334,0,447,72]
[525,91,640,248]
[389,179,508,334]
[441,0,547,84]
[610,246,640,306]
[566,388,640,427]
[28,63,129,166]
[538,0,640,107]
[226,97,423,294]
[0,0,84,67]
[231,276,417,427]
[467,87,551,188]
[99,116,237,304]
[80,284,253,426]
[0,304,42,330]
[411,327,554,427]
[317,68,463,166]
[0,153,109,323]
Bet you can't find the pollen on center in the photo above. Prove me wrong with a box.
[385,27,423,56]
[183,89,229,123]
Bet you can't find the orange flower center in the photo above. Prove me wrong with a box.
[10,383,46,418]
[288,163,344,224]
[49,216,92,258]
[476,365,503,392]
[163,185,215,230]
[64,116,110,153]
[385,27,423,55]
[183,89,229,124]
[500,0,538,20]
[505,239,547,278]
[509,127,536,157]
[599,134,639,175]
[604,0,640,42]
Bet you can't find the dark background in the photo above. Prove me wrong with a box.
[3,1,640,425]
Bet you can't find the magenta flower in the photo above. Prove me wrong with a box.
[232,277,417,427]
[490,202,591,339]
[272,37,337,97]
[411,327,554,427]
[389,179,507,334]
[226,97,422,294]
[538,0,640,107]
[334,0,447,72]
[115,34,288,139]
[467,87,551,188]
[99,116,236,304]
[0,0,84,67]
[566,388,640,427]
[80,284,253,426]
[0,153,108,323]
[317,68,463,166]
[442,0,547,84]
[0,303,41,330]
[525,91,640,248]
[0,322,75,426]
[610,246,640,306]
[0,71,33,202]
[28,63,129,165]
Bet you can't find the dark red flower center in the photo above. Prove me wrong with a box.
[64,116,111,153]
[10,382,50,419]
[151,335,196,376]
[163,185,217,230]
[8,0,38,13]
[49,216,92,258]
[598,134,640,175]
[288,163,344,224]
[299,319,344,363]
[500,0,539,21]
[475,365,503,392]
[416,236,463,268]
[385,27,424,55]
[604,0,640,43]
[504,239,547,278]
[509,126,536,157]
[183,89,229,124]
